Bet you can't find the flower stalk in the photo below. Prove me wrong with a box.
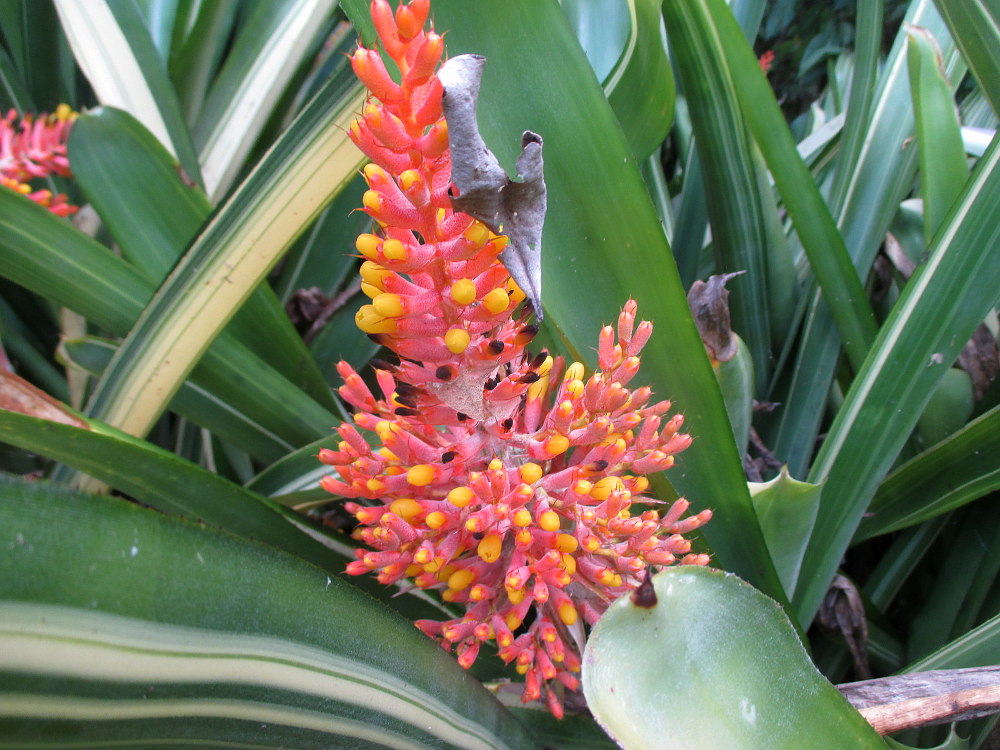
[320,0,712,716]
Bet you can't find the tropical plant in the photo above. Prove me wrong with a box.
[0,0,997,748]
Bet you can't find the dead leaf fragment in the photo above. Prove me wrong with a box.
[0,369,88,429]
[686,272,744,362]
[439,54,546,319]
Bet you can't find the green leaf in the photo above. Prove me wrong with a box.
[0,0,71,111]
[0,37,36,113]
[862,517,949,610]
[933,0,1000,117]
[168,0,238,123]
[605,0,675,160]
[582,566,888,749]
[192,0,338,200]
[560,0,630,83]
[906,500,1000,663]
[83,74,365,441]
[663,0,773,393]
[246,433,340,501]
[706,0,879,374]
[53,0,203,186]
[68,106,337,410]
[0,407,449,621]
[827,0,883,216]
[341,0,787,604]
[907,25,969,240]
[273,174,370,305]
[770,0,963,476]
[916,367,975,446]
[749,467,823,599]
[60,335,295,463]
[504,706,619,750]
[0,190,338,452]
[564,0,677,160]
[0,476,539,749]
[795,133,1000,625]
[0,408,353,574]
[69,106,213,277]
[714,332,754,455]
[856,405,1000,541]
[905,612,1000,672]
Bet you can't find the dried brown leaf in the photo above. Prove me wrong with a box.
[439,54,546,319]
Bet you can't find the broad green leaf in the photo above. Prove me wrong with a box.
[0,407,448,621]
[0,189,338,451]
[526,0,676,160]
[0,476,539,749]
[83,74,365,441]
[663,0,773,393]
[856,406,1000,541]
[60,336,294,463]
[582,567,888,749]
[907,26,969,240]
[274,174,369,304]
[68,106,337,409]
[795,133,1000,625]
[69,106,213,277]
[916,367,975,446]
[0,408,352,571]
[771,0,963,476]
[0,187,148,335]
[53,0,203,186]
[749,467,823,599]
[0,0,69,111]
[192,0,338,200]
[168,0,239,123]
[605,0,675,160]
[343,0,787,604]
[559,0,630,83]
[706,0,879,375]
[341,0,786,604]
[933,0,1000,117]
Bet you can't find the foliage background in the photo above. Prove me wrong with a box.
[0,0,997,747]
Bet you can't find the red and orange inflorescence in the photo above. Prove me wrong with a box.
[319,0,712,717]
[1,104,78,216]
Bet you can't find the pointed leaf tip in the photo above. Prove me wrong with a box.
[439,54,546,319]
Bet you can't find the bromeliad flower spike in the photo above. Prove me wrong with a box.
[0,105,78,217]
[320,0,712,718]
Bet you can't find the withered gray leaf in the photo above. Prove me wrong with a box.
[438,54,546,320]
[686,271,745,362]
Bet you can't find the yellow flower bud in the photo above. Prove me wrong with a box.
[445,328,470,354]
[477,533,503,563]
[406,464,435,487]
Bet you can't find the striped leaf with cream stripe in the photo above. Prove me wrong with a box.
[0,475,539,749]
